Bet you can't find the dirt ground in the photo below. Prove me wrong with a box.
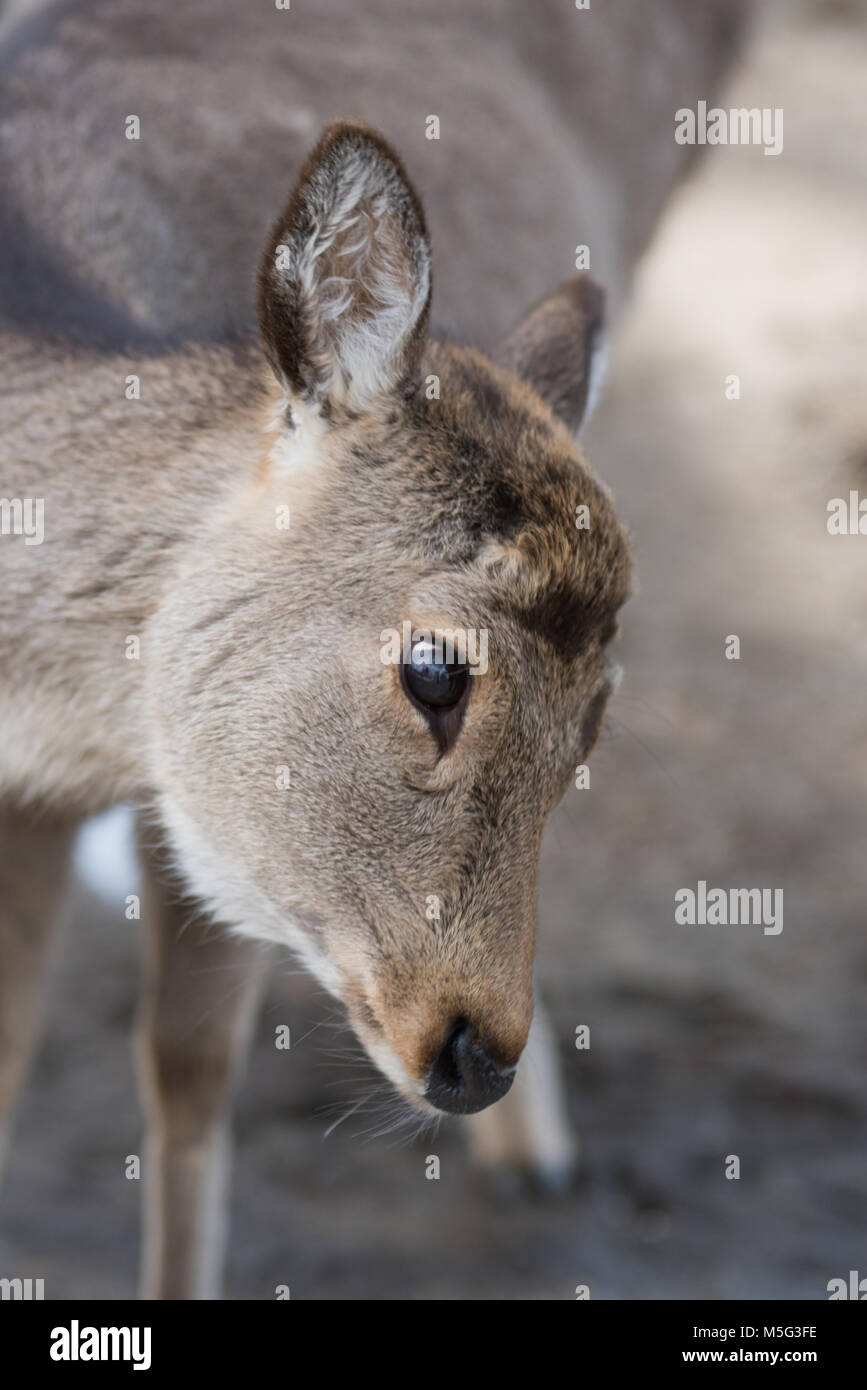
[1,1,865,1299]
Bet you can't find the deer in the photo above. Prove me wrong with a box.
[0,0,746,1298]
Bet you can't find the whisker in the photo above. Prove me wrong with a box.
[321,1093,370,1138]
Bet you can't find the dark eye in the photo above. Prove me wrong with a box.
[402,640,468,712]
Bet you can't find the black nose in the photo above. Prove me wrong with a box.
[425,1020,516,1114]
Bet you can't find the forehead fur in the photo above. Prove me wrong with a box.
[341,342,632,660]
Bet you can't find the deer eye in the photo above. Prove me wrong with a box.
[402,640,468,712]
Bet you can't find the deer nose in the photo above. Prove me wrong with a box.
[425,1020,516,1114]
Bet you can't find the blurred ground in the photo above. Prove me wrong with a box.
[1,0,866,1299]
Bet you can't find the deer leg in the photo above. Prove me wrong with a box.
[0,807,75,1183]
[463,993,576,1194]
[136,829,267,1300]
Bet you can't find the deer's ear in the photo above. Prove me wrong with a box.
[257,122,432,418]
[495,274,606,435]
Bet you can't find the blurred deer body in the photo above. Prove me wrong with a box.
[0,0,744,1298]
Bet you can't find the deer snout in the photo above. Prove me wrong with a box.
[340,958,533,1112]
[425,1019,516,1114]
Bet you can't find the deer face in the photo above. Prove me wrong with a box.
[149,124,631,1116]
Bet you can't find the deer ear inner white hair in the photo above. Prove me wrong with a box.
[257,121,432,419]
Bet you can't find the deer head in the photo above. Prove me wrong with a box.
[147,122,631,1117]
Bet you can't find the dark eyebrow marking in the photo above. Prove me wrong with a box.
[499,579,601,662]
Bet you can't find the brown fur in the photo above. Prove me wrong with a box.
[0,0,747,1297]
[0,123,628,1129]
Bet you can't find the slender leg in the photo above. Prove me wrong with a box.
[0,807,75,1183]
[136,829,268,1299]
[463,994,576,1193]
